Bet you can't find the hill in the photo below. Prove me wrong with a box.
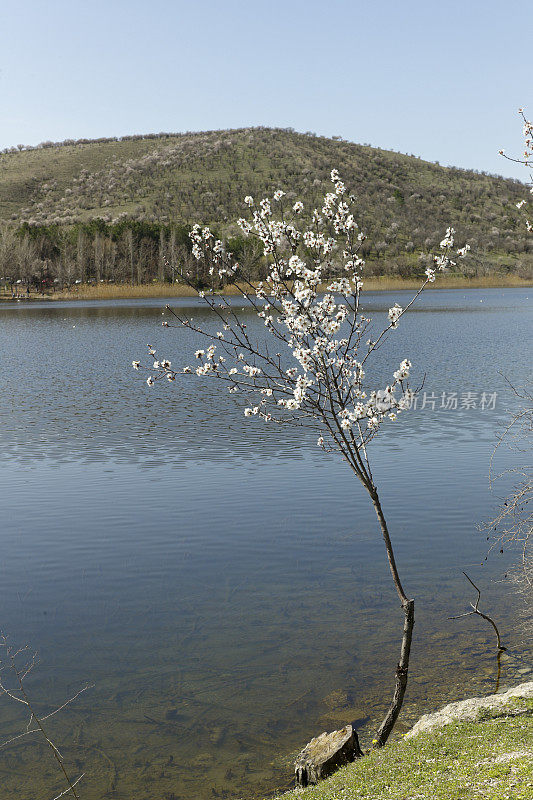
[0,128,531,285]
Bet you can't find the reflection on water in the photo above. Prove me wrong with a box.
[0,289,532,799]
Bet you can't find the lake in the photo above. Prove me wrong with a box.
[0,288,531,800]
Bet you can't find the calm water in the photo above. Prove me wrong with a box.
[0,288,531,800]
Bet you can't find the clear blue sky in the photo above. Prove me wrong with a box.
[1,0,530,179]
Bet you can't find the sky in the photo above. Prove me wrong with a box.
[1,0,531,179]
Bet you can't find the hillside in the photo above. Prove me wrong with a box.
[0,129,527,239]
[0,128,531,285]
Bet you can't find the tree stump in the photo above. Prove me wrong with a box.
[294,724,363,787]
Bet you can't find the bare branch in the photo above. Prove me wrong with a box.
[449,572,506,652]
[0,634,91,799]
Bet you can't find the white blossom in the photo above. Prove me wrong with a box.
[439,227,455,249]
[388,304,402,328]
[238,218,251,234]
[243,365,261,377]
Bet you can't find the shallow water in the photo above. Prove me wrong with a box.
[0,288,531,799]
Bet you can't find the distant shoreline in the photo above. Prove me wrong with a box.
[1,275,531,302]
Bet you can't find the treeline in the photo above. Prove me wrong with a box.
[1,217,531,292]
[0,219,270,289]
[0,220,189,288]
[2,127,320,156]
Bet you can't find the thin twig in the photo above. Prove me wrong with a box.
[449,572,506,651]
[0,634,91,799]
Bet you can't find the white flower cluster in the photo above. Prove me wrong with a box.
[388,304,402,328]
[500,109,533,233]
[519,110,533,231]
[134,345,177,385]
[242,364,261,377]
[189,224,240,279]
[521,109,532,163]
[439,227,455,249]
[185,172,432,435]
[135,170,468,457]
[327,278,354,296]
[393,359,411,382]
[422,227,469,282]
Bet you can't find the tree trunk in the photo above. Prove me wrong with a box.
[158,230,166,282]
[375,598,414,746]
[369,486,415,747]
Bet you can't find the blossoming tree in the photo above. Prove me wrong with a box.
[133,170,468,747]
[499,107,532,234]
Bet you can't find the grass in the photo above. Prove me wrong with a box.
[1,274,530,302]
[270,699,533,800]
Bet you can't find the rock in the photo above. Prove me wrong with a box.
[294,724,363,787]
[208,725,226,746]
[320,707,368,726]
[323,689,349,709]
[405,681,533,737]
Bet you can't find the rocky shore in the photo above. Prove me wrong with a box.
[272,682,533,800]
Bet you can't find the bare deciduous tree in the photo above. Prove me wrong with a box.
[484,381,532,640]
[0,634,92,799]
[488,111,533,637]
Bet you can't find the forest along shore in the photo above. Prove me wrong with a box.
[1,275,532,302]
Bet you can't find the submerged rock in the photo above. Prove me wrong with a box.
[294,724,363,787]
[322,689,350,709]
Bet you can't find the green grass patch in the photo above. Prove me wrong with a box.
[270,702,532,800]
